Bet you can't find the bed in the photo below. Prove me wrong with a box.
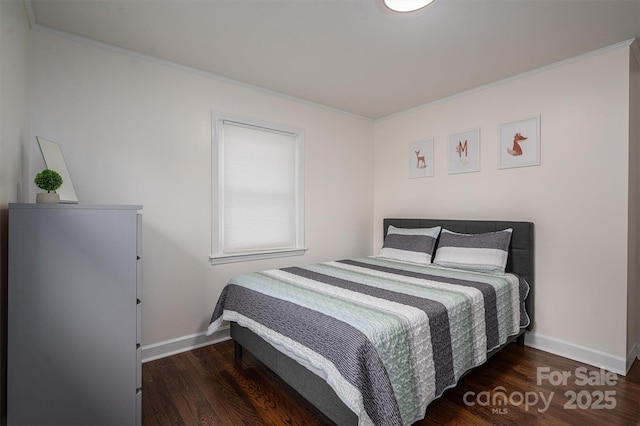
[207,218,534,425]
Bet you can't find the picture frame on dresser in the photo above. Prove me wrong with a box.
[36,136,79,203]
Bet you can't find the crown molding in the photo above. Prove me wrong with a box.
[27,21,372,122]
[22,0,36,29]
[378,38,637,122]
[22,0,638,123]
[630,38,640,68]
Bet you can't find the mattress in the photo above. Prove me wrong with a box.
[207,256,529,426]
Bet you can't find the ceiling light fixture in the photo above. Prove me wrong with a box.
[383,0,435,12]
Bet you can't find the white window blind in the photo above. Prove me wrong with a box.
[211,115,305,264]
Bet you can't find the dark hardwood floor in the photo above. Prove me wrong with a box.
[142,339,640,425]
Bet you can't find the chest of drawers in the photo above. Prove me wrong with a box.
[7,204,142,426]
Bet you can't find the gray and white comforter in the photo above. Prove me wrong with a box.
[207,257,529,426]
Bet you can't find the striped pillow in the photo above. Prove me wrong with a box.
[379,225,441,264]
[434,228,513,273]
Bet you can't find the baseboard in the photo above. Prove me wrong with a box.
[141,325,231,363]
[627,343,638,373]
[141,327,637,376]
[525,333,628,376]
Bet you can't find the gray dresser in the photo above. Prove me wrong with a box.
[7,204,142,426]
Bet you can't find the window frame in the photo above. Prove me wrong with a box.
[210,113,306,265]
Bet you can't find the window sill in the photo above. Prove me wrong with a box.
[209,248,307,265]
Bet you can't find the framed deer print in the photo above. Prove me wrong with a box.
[409,139,434,178]
[499,116,540,169]
[448,129,480,174]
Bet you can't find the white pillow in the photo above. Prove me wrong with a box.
[434,228,512,273]
[379,225,441,264]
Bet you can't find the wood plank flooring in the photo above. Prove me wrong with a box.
[142,340,640,425]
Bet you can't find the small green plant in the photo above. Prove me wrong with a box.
[34,169,63,193]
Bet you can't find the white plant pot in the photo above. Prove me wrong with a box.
[36,192,60,204]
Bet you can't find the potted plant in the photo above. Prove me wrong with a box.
[34,169,63,204]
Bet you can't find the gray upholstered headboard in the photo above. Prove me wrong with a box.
[383,218,534,331]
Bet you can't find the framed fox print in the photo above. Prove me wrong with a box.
[499,116,540,169]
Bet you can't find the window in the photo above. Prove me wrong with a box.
[211,114,305,264]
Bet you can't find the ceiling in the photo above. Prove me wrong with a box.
[27,0,640,119]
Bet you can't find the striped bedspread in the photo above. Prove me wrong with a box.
[207,257,529,426]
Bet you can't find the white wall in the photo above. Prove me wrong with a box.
[633,45,640,362]
[373,44,633,374]
[1,0,29,206]
[24,23,639,371]
[28,30,374,355]
[1,1,30,422]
